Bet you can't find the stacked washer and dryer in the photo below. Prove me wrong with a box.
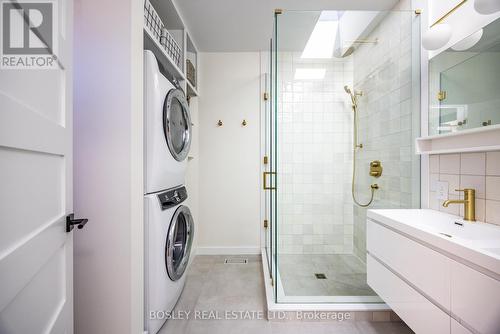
[143,50,195,334]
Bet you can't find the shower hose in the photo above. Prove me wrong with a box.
[351,103,377,207]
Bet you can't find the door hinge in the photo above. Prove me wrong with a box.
[263,156,268,164]
[263,172,276,190]
[263,92,269,101]
[437,91,447,101]
[264,219,268,228]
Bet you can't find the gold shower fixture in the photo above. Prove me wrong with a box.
[345,38,379,45]
[344,85,380,207]
[369,160,383,178]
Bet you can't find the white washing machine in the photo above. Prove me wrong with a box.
[144,185,194,334]
[144,50,192,194]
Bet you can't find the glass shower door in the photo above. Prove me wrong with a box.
[263,30,278,292]
[269,9,421,304]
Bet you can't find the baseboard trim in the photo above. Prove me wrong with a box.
[195,246,261,255]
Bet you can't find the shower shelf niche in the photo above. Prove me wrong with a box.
[415,124,500,155]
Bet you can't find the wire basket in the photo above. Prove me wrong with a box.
[144,0,182,68]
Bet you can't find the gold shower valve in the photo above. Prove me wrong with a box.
[369,160,383,178]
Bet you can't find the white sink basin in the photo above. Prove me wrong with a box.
[367,209,500,277]
[485,248,500,256]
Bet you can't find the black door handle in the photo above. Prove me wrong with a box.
[66,213,88,232]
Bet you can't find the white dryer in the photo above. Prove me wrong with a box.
[144,50,192,194]
[144,185,194,334]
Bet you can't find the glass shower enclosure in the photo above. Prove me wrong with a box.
[263,9,421,304]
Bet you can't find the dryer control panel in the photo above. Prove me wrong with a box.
[158,186,188,210]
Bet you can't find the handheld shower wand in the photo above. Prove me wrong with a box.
[344,85,362,109]
[344,85,378,207]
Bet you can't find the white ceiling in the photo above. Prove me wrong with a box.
[174,0,401,52]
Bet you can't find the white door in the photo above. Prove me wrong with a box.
[0,0,75,333]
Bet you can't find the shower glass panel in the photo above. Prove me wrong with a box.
[269,9,421,303]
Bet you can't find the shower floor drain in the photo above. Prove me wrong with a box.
[224,258,248,264]
[315,273,327,279]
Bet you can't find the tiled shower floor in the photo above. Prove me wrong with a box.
[278,254,377,296]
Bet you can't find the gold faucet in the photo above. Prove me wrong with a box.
[442,189,476,222]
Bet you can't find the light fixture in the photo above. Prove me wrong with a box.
[451,29,484,50]
[422,24,453,50]
[301,11,338,58]
[294,68,326,80]
[474,0,500,14]
[421,0,468,51]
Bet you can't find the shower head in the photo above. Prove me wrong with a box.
[344,85,363,108]
[344,85,356,107]
[344,85,363,97]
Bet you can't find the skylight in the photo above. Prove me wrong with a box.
[301,11,338,59]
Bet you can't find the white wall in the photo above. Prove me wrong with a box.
[197,52,261,254]
[73,0,143,333]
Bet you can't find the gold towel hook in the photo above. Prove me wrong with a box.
[242,119,247,126]
[217,120,223,127]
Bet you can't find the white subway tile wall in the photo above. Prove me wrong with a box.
[351,11,420,261]
[276,11,420,257]
[277,52,354,254]
[428,151,500,225]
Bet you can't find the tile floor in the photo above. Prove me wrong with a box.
[158,255,413,334]
[278,254,377,296]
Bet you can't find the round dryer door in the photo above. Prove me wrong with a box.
[163,89,192,161]
[165,205,194,281]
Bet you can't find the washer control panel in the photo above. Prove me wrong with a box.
[158,186,188,210]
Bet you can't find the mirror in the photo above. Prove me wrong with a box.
[429,18,500,135]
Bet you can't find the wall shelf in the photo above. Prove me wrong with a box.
[185,32,198,96]
[416,124,500,155]
[144,0,200,98]
[186,80,198,97]
[144,27,186,82]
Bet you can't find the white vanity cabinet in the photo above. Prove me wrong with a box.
[367,255,450,334]
[450,261,500,333]
[366,209,500,334]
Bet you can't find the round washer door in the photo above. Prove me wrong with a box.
[163,89,192,161]
[165,205,194,281]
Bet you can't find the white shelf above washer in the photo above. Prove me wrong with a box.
[186,80,198,97]
[144,26,186,82]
